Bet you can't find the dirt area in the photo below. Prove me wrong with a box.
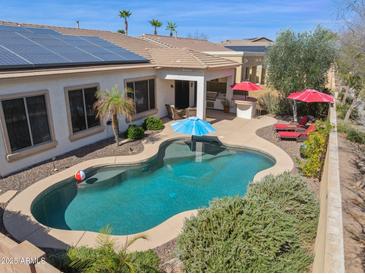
[338,134,365,272]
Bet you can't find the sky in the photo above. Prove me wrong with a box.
[0,0,343,42]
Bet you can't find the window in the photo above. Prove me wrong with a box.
[1,95,51,152]
[126,79,155,113]
[68,86,100,133]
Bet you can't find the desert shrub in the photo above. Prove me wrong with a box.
[299,120,331,178]
[336,122,365,144]
[337,121,350,133]
[257,93,280,114]
[143,116,164,130]
[49,230,160,273]
[126,125,145,140]
[347,128,365,144]
[177,172,319,273]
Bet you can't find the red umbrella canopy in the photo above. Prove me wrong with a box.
[287,89,334,103]
[231,81,262,91]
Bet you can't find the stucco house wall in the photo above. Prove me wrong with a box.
[0,67,168,177]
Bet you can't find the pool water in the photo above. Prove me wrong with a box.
[32,138,274,235]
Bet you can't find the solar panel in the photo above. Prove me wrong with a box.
[58,35,127,62]
[0,25,60,35]
[82,36,146,61]
[24,27,60,35]
[0,25,148,69]
[0,46,31,68]
[21,32,101,63]
[0,30,68,65]
[225,45,268,53]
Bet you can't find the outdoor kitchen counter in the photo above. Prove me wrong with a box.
[234,97,257,119]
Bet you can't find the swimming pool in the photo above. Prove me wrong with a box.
[32,138,274,235]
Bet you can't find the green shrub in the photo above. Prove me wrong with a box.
[177,172,319,273]
[337,121,349,134]
[49,230,160,273]
[347,128,365,144]
[143,116,164,130]
[126,125,145,140]
[299,120,331,178]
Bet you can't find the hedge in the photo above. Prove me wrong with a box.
[176,172,319,273]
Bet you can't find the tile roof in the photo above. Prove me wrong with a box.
[141,34,230,52]
[0,21,238,70]
[148,48,238,69]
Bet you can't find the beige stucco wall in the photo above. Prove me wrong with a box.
[0,68,162,177]
[312,103,345,272]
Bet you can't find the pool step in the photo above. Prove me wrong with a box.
[78,168,127,189]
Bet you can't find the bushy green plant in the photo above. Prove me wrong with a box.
[177,172,319,273]
[257,93,280,114]
[126,125,145,140]
[299,120,331,178]
[143,116,164,130]
[50,228,160,273]
[347,128,365,144]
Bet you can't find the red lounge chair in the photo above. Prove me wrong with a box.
[274,116,308,131]
[278,124,316,141]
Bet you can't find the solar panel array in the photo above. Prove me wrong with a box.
[224,45,268,53]
[0,25,148,69]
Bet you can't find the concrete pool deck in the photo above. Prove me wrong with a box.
[4,113,294,251]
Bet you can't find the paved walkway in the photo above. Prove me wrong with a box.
[4,113,293,251]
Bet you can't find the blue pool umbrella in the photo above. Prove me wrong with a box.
[171,116,216,136]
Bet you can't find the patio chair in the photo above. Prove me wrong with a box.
[165,104,185,120]
[274,116,308,131]
[186,107,197,117]
[277,123,316,141]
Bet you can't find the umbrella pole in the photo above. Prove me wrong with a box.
[292,100,298,122]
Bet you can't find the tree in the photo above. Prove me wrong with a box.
[149,19,162,35]
[265,27,336,119]
[166,21,177,37]
[94,86,135,146]
[337,1,365,122]
[119,10,132,35]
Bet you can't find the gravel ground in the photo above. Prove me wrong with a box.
[256,122,320,196]
[0,137,143,193]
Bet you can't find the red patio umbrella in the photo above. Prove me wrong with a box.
[287,89,335,121]
[287,89,334,103]
[231,81,262,100]
[231,81,262,92]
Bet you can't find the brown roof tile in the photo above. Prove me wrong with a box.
[141,34,230,52]
[148,48,238,69]
[0,21,238,69]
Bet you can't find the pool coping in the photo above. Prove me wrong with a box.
[4,116,294,251]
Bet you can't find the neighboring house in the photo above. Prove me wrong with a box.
[221,37,274,84]
[0,21,239,177]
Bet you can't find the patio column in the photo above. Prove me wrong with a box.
[226,75,234,104]
[196,77,206,119]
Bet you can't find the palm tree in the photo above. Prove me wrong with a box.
[166,21,177,37]
[94,86,135,146]
[119,10,132,35]
[149,19,162,35]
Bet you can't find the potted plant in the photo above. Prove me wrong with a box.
[221,99,230,113]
